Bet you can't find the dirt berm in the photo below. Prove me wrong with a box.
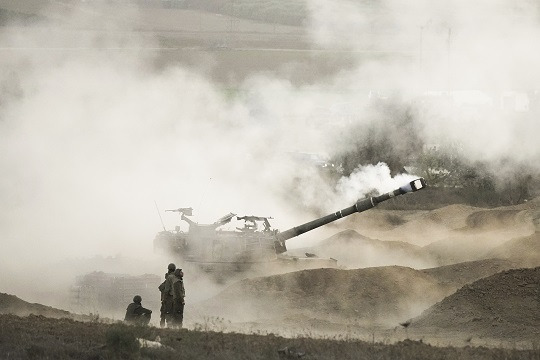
[408,267,540,343]
[487,232,540,267]
[195,259,519,330]
[296,229,437,269]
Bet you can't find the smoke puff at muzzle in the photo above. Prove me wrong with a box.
[399,183,414,193]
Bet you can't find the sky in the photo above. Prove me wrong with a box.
[0,0,539,302]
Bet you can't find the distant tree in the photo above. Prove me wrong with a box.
[334,100,423,177]
[492,160,536,205]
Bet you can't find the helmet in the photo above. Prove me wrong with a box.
[133,295,142,303]
[167,263,176,271]
[174,268,183,277]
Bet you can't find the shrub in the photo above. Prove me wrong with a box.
[105,324,140,358]
[26,344,46,359]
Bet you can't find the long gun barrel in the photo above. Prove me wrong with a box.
[274,178,427,253]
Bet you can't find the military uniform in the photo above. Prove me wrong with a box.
[124,296,152,325]
[172,268,185,328]
[158,263,177,328]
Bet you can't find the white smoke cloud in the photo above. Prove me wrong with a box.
[336,163,418,204]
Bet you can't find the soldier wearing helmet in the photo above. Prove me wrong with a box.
[124,295,152,325]
[158,263,177,327]
[171,268,185,328]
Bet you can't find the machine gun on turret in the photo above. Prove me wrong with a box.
[166,207,193,216]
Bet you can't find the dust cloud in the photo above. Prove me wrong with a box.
[0,0,539,313]
[0,1,365,307]
[308,0,540,167]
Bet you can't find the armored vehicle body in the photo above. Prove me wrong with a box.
[154,178,427,272]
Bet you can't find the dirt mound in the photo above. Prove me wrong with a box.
[0,293,70,318]
[421,259,519,289]
[307,229,437,269]
[368,205,479,246]
[409,267,540,341]
[424,204,481,229]
[463,209,533,231]
[197,258,529,332]
[198,266,447,327]
[422,234,518,265]
[340,209,428,232]
[364,205,535,250]
[487,232,540,267]
[422,208,535,264]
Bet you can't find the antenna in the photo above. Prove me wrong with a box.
[154,200,166,231]
[197,177,213,211]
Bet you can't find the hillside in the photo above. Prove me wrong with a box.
[0,293,71,318]
[487,232,540,267]
[0,292,102,323]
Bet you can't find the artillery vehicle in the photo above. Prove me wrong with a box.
[154,178,427,273]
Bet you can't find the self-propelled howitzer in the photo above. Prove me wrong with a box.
[153,178,426,272]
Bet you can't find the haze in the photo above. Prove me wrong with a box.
[0,0,539,307]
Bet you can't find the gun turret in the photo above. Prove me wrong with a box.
[273,178,427,253]
[180,213,197,227]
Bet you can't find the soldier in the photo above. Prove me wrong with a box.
[172,268,185,328]
[158,263,176,328]
[124,295,152,325]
